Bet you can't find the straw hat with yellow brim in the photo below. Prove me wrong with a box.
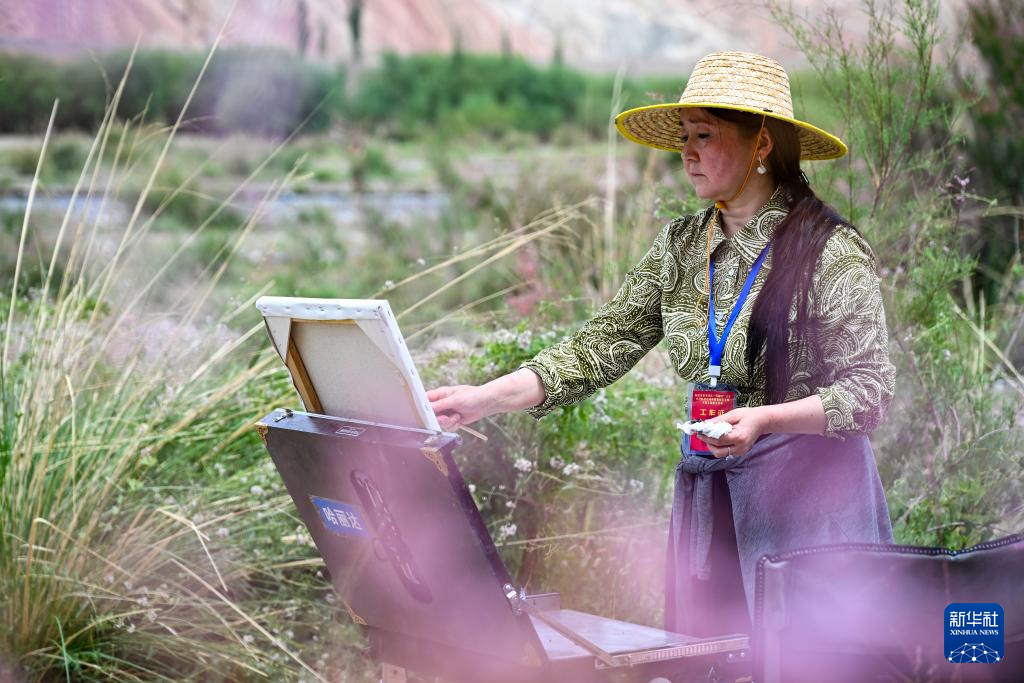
[615,51,847,161]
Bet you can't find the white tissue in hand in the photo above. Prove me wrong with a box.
[676,420,732,439]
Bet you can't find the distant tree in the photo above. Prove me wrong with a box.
[346,0,364,97]
[501,29,512,60]
[451,25,464,64]
[348,0,364,63]
[297,0,310,56]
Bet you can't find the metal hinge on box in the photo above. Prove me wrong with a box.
[503,583,618,668]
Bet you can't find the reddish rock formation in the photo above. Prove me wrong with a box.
[0,0,968,74]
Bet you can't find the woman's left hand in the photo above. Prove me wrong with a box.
[701,406,771,458]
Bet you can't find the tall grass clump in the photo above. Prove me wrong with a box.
[770,0,1024,546]
[0,43,367,681]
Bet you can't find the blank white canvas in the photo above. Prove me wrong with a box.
[256,297,439,431]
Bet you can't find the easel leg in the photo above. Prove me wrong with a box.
[381,662,408,683]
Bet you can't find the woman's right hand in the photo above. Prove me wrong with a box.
[427,368,546,432]
[427,385,491,431]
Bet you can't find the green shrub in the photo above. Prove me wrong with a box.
[144,166,241,231]
[426,323,682,622]
[43,136,89,182]
[349,53,587,139]
[0,54,64,133]
[4,145,41,177]
[348,142,394,190]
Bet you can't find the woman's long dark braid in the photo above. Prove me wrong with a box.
[708,109,851,405]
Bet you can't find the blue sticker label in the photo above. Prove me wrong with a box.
[311,496,369,538]
[945,603,1004,664]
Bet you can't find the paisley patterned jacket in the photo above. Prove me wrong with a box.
[522,187,896,437]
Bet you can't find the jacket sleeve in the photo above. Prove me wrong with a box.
[811,228,896,437]
[520,222,671,418]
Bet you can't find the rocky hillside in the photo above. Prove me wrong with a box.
[0,0,969,74]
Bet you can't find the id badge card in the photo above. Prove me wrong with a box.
[683,382,737,456]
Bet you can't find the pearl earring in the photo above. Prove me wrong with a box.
[756,158,767,175]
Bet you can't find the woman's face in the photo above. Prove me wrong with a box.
[678,108,758,201]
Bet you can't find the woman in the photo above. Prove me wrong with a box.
[427,52,895,637]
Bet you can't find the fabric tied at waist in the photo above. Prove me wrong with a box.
[666,430,894,634]
[674,438,753,581]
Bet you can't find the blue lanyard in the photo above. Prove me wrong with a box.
[707,243,772,386]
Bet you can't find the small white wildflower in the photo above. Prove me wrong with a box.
[126,622,136,634]
[147,609,158,623]
[505,500,516,509]
[384,279,395,289]
[498,523,517,539]
[513,457,533,473]
[325,593,336,604]
[416,257,426,266]
[105,573,115,584]
[139,596,149,607]
[216,527,230,537]
[243,634,254,644]
[124,580,133,591]
[562,462,581,477]
[549,456,565,470]
[285,629,294,640]
[213,463,227,476]
[468,483,476,494]
[629,479,645,493]
[599,414,613,424]
[493,329,516,344]
[250,485,264,495]
[516,330,533,349]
